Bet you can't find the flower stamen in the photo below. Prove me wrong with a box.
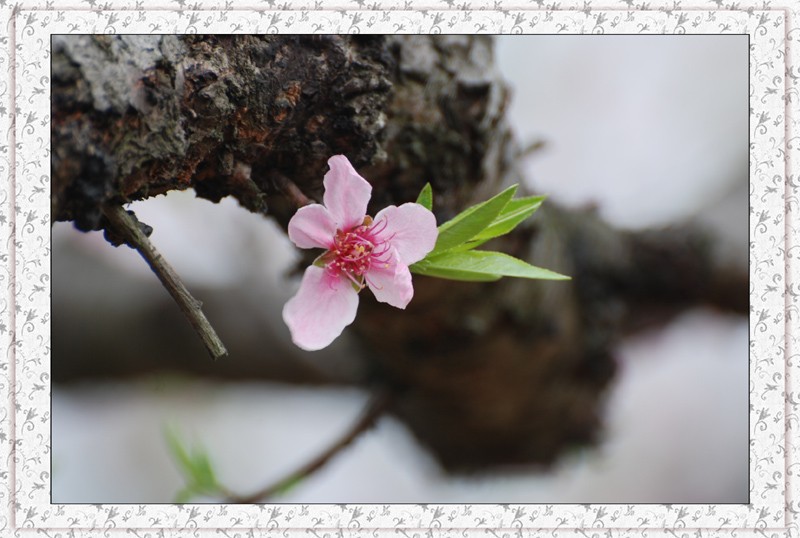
[323,226,390,287]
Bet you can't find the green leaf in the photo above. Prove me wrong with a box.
[415,183,433,211]
[452,195,545,252]
[474,195,545,240]
[410,258,503,281]
[431,184,517,255]
[411,250,569,282]
[165,426,220,497]
[165,427,195,481]
[191,450,218,490]
[174,487,196,504]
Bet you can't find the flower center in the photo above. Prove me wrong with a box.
[330,227,375,278]
[321,216,391,289]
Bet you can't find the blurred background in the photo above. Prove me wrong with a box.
[52,35,748,503]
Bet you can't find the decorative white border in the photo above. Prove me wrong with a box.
[0,1,795,536]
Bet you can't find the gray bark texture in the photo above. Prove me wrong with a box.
[52,35,747,470]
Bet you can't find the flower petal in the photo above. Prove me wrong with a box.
[282,266,359,351]
[323,155,372,231]
[288,204,337,249]
[366,248,414,309]
[371,203,438,265]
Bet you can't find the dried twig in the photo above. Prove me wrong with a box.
[102,205,228,360]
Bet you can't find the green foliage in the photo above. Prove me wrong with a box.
[431,185,517,255]
[411,184,567,282]
[412,250,569,281]
[451,195,545,252]
[165,426,222,503]
[415,182,433,211]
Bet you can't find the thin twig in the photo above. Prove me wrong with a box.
[102,205,228,360]
[270,169,313,208]
[228,389,394,503]
[520,139,547,157]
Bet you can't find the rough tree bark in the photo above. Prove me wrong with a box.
[52,35,747,470]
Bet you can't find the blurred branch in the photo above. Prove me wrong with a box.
[226,389,393,503]
[102,205,228,360]
[520,139,547,157]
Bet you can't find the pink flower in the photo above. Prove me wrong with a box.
[282,155,438,351]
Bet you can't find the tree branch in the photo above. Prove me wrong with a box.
[102,205,228,360]
[226,389,393,503]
